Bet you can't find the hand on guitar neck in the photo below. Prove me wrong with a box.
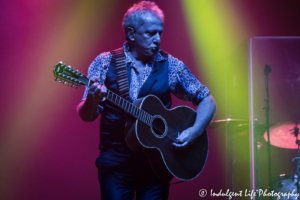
[86,77,107,104]
[77,77,107,122]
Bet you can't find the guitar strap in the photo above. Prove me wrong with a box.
[111,47,130,100]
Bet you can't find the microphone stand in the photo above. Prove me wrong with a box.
[263,64,272,198]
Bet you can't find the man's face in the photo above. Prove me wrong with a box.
[133,12,163,57]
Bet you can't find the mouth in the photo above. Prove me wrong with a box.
[150,47,159,52]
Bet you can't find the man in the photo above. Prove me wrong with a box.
[77,1,216,200]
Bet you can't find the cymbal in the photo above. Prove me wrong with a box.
[209,118,248,130]
[213,118,246,123]
[264,121,300,149]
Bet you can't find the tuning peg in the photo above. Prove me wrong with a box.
[63,81,67,84]
[59,61,63,64]
[71,84,74,88]
[67,65,71,68]
[55,78,58,81]
[58,79,62,83]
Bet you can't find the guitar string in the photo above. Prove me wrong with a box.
[59,70,186,142]
[151,124,182,141]
[83,79,180,141]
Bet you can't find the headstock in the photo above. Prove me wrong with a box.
[53,61,88,89]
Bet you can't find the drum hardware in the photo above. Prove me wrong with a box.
[211,117,249,200]
[270,122,300,200]
[263,64,272,198]
[272,174,298,200]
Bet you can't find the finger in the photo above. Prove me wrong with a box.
[94,85,102,96]
[172,141,190,150]
[89,83,99,92]
[175,131,189,144]
[100,86,107,97]
[92,77,99,82]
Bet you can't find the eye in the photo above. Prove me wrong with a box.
[146,31,154,36]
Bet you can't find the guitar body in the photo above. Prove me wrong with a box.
[125,95,209,182]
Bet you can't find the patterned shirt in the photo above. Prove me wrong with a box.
[82,43,210,111]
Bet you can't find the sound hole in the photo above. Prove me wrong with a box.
[152,116,166,137]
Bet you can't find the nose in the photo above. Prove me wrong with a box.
[153,32,161,45]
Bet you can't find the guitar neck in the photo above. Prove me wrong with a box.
[80,76,152,126]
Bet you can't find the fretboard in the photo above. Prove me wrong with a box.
[106,90,152,125]
[81,76,152,126]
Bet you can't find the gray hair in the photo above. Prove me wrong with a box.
[122,1,164,32]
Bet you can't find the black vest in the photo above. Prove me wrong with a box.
[98,50,171,152]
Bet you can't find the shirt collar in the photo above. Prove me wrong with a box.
[123,42,166,65]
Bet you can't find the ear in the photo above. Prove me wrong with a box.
[125,27,135,41]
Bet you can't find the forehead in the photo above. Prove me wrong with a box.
[137,12,163,31]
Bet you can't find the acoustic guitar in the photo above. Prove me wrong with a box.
[53,62,209,182]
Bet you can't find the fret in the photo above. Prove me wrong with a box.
[111,93,116,102]
[144,113,148,123]
[123,99,126,109]
[119,98,123,108]
[116,96,120,105]
[135,107,139,117]
[124,100,128,111]
[104,89,153,125]
[124,101,128,111]
[136,107,139,117]
[128,104,133,114]
[107,91,110,100]
[147,115,151,124]
[140,111,144,120]
[133,106,137,117]
[121,98,124,108]
[132,106,135,116]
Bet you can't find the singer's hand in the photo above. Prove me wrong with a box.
[86,77,107,105]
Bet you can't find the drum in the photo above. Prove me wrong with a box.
[272,174,299,200]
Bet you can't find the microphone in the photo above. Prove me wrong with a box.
[264,64,272,75]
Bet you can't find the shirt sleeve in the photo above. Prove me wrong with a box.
[168,55,210,106]
[81,52,111,112]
